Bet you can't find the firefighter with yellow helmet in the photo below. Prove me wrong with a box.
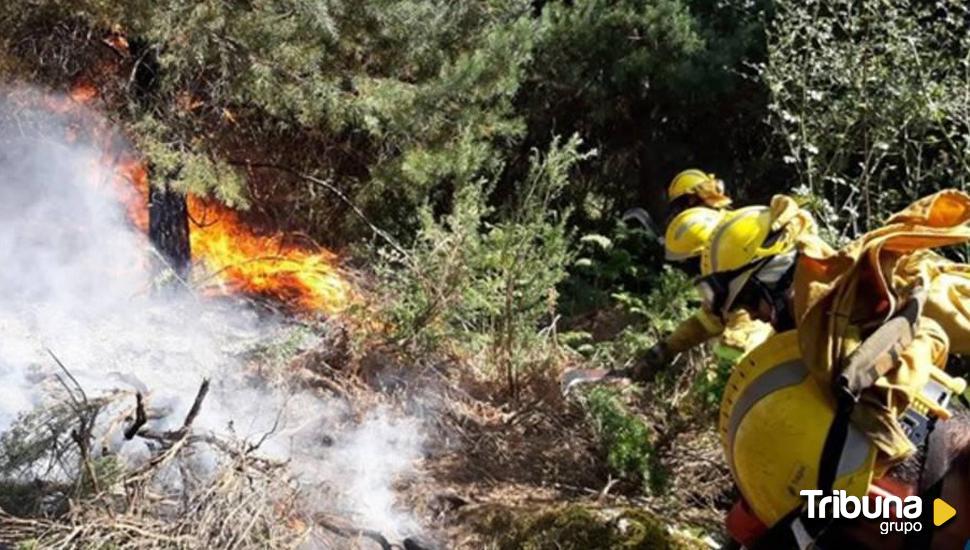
[635,183,827,380]
[711,190,970,548]
[665,206,727,272]
[633,169,737,376]
[666,168,733,217]
[663,168,734,274]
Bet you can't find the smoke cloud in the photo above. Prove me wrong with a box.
[0,91,423,541]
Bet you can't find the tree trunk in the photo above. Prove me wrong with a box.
[148,179,191,282]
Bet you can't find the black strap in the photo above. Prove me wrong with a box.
[904,415,946,550]
[749,342,891,549]
[749,506,806,550]
[814,291,923,519]
[817,388,857,494]
[748,392,856,550]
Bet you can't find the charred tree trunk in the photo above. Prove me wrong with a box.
[148,179,191,282]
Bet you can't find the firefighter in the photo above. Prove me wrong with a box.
[663,206,727,275]
[715,190,970,549]
[665,168,732,222]
[634,169,739,378]
[634,194,829,381]
[661,169,732,274]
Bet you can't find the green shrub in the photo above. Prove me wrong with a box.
[376,135,594,395]
[561,219,664,315]
[584,386,654,490]
[763,0,970,239]
[613,266,695,337]
[562,262,697,373]
[691,356,733,414]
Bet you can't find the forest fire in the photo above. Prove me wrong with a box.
[30,84,352,313]
[116,144,351,313]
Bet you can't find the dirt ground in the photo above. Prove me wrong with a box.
[318,336,734,549]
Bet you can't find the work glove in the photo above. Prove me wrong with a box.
[630,342,670,383]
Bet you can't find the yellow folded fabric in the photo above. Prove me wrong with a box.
[793,190,970,462]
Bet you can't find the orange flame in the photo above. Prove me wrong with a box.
[185,196,351,312]
[115,157,150,232]
[57,79,353,314]
[69,79,98,104]
[113,154,351,314]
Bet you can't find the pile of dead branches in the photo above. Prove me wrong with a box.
[0,357,308,549]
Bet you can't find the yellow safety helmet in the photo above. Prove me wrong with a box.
[720,330,877,526]
[701,206,794,276]
[721,329,967,527]
[696,206,799,317]
[668,168,732,208]
[664,207,727,262]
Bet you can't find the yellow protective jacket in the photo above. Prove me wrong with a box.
[665,308,773,361]
[793,190,970,464]
[898,250,970,356]
[663,194,830,359]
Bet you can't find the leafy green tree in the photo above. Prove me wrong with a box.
[0,0,538,243]
[521,0,773,226]
[763,0,970,240]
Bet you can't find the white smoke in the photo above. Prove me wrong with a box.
[312,407,423,533]
[0,94,424,540]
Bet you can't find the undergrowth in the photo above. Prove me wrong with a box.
[583,387,658,493]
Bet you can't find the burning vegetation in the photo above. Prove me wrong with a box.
[183,198,350,312]
[19,82,353,315]
[0,83,438,549]
[121,157,353,313]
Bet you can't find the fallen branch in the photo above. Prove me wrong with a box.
[293,369,351,401]
[126,379,212,483]
[140,378,212,442]
[180,378,210,434]
[146,246,200,297]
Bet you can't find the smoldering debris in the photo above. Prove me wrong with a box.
[0,376,307,548]
[0,90,427,547]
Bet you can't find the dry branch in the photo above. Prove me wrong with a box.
[124,392,147,440]
[179,379,210,434]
